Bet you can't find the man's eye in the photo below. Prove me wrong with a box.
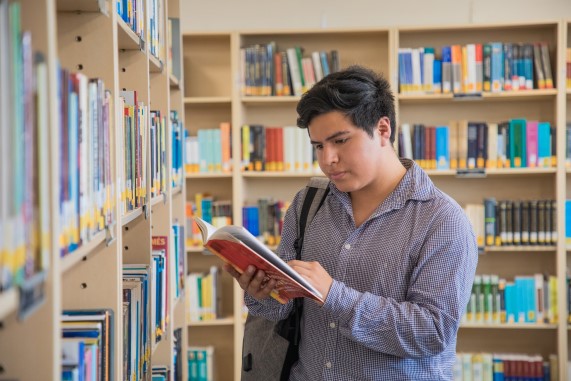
[335,138,348,144]
[314,144,323,150]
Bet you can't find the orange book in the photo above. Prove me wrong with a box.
[220,122,231,173]
[274,53,283,96]
[276,127,284,171]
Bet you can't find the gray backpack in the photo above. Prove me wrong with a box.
[241,177,330,381]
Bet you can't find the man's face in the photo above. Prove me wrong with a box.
[308,111,384,194]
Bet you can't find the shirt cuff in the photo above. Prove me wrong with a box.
[322,279,360,324]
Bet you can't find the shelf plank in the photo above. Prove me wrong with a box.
[169,74,180,88]
[241,96,301,105]
[242,171,325,178]
[484,245,556,252]
[60,231,107,274]
[57,0,107,13]
[149,54,163,73]
[184,96,232,104]
[121,207,143,226]
[151,194,165,207]
[461,322,557,329]
[398,89,558,104]
[424,167,556,177]
[172,186,182,196]
[0,288,18,321]
[116,18,141,50]
[188,317,235,327]
[185,172,232,179]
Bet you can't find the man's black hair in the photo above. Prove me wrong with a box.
[296,65,396,143]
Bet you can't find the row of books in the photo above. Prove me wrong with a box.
[186,266,222,322]
[149,110,168,198]
[171,110,184,189]
[398,119,556,172]
[172,328,183,381]
[240,42,340,97]
[453,352,557,381]
[185,195,291,249]
[463,273,558,326]
[188,346,214,381]
[119,90,149,213]
[61,309,113,381]
[172,224,185,300]
[123,264,152,381]
[0,2,50,292]
[465,199,557,250]
[241,124,319,173]
[120,92,183,213]
[398,41,553,95]
[146,0,165,61]
[116,0,165,63]
[117,0,144,39]
[151,365,170,381]
[58,72,116,257]
[567,48,571,89]
[184,123,232,173]
[122,237,171,381]
[184,123,322,175]
[243,199,289,246]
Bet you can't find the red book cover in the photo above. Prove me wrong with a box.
[194,217,323,304]
[152,235,169,332]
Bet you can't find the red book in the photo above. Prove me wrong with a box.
[193,216,323,304]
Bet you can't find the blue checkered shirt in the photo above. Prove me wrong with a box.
[245,159,478,380]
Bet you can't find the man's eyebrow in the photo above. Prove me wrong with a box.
[310,130,350,145]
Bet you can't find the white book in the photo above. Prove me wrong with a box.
[311,51,324,82]
[283,126,296,172]
[400,123,413,160]
[36,59,50,270]
[422,50,434,93]
[411,48,422,93]
[286,47,303,96]
[467,44,477,93]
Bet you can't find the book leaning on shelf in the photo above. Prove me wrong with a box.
[193,216,323,304]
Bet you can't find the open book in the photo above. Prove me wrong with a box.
[193,217,323,304]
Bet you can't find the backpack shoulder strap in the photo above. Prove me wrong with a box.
[294,177,330,260]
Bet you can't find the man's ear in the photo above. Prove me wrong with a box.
[377,117,392,146]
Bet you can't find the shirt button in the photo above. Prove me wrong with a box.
[329,322,336,328]
[326,361,332,368]
[344,244,351,250]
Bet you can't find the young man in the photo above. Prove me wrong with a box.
[224,65,478,380]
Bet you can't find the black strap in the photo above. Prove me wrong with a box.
[280,184,329,381]
[294,186,318,259]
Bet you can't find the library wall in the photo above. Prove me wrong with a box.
[181,0,571,32]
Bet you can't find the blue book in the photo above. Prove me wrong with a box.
[435,126,450,170]
[433,59,442,93]
[537,122,551,167]
[490,42,504,92]
[492,356,505,381]
[441,46,452,94]
[504,282,515,323]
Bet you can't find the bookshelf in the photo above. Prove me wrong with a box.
[0,0,187,380]
[183,21,571,381]
[396,21,567,380]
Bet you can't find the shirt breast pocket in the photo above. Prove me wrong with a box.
[355,241,413,301]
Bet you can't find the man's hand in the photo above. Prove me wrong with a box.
[223,263,277,301]
[288,260,333,306]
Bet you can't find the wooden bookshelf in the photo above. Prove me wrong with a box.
[182,21,571,380]
[0,0,187,380]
